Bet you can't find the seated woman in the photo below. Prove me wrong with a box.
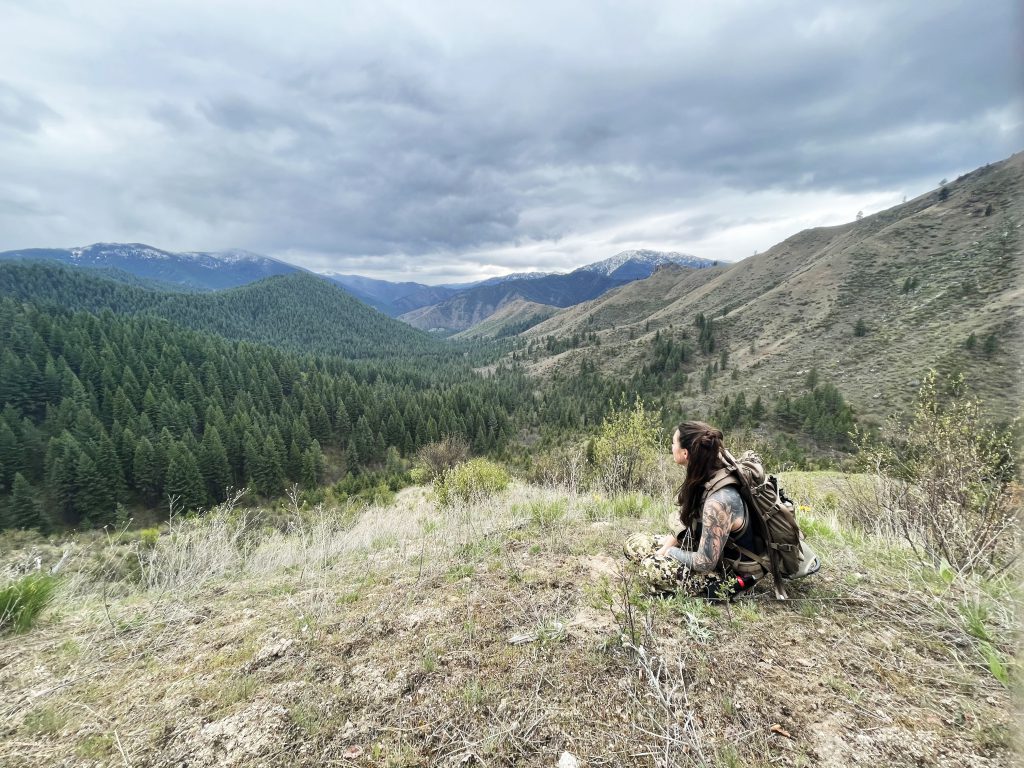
[624,420,766,598]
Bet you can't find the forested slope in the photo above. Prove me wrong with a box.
[0,264,441,359]
[0,298,524,530]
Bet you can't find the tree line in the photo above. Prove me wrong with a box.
[0,298,520,530]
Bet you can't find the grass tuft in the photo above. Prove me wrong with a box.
[0,573,58,634]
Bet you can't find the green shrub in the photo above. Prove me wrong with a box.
[0,573,58,634]
[857,370,1019,575]
[434,458,510,508]
[592,396,661,493]
[416,435,470,481]
[138,528,161,548]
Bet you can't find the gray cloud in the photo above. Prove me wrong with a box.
[0,0,1020,281]
[0,81,60,137]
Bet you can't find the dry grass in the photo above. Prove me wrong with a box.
[0,474,1019,767]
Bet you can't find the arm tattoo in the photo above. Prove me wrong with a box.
[667,490,745,573]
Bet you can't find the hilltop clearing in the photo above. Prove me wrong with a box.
[1,474,1017,767]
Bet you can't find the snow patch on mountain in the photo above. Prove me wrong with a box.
[575,249,716,276]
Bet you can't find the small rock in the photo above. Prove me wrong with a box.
[242,638,296,673]
[558,752,580,768]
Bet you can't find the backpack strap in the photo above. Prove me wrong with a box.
[727,542,771,571]
[701,466,737,501]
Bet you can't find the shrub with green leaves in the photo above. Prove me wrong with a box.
[416,435,470,481]
[434,458,511,508]
[857,370,1019,576]
[0,573,58,634]
[592,396,662,493]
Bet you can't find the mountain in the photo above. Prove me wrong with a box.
[401,250,719,334]
[0,263,442,359]
[0,242,302,291]
[577,249,718,280]
[442,271,559,290]
[451,299,561,340]
[324,274,458,316]
[520,152,1023,423]
[398,271,626,333]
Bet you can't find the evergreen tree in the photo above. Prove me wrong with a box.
[301,440,325,489]
[198,426,232,502]
[45,432,80,524]
[133,437,161,504]
[76,452,115,526]
[0,419,20,492]
[165,444,206,512]
[9,472,43,530]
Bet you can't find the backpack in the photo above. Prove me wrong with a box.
[701,449,820,599]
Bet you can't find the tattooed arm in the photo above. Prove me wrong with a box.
[665,489,745,573]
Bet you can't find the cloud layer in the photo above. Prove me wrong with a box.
[1,0,1020,282]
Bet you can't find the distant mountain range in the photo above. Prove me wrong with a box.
[323,274,459,316]
[0,242,302,291]
[398,251,718,333]
[0,243,717,331]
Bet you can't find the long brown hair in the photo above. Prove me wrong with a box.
[674,420,726,527]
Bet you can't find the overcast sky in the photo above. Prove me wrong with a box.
[1,1,1021,283]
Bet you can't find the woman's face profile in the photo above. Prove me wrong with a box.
[671,429,689,466]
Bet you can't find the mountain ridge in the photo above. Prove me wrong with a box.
[519,152,1023,423]
[400,251,719,333]
[0,242,303,291]
[0,263,441,359]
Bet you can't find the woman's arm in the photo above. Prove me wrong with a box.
[664,489,742,573]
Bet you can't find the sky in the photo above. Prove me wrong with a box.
[0,1,1021,284]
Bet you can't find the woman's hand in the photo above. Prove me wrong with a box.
[655,534,679,557]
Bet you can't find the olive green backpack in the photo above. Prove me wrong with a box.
[702,449,820,599]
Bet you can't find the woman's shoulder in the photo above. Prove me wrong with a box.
[706,485,744,510]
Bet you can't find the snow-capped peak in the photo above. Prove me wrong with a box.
[576,249,714,276]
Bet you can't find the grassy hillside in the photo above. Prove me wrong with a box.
[522,153,1023,424]
[1,472,1016,767]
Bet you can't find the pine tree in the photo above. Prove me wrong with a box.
[301,440,325,489]
[0,419,20,492]
[9,472,43,530]
[45,432,80,524]
[198,426,232,502]
[133,437,161,504]
[76,452,115,527]
[165,444,206,512]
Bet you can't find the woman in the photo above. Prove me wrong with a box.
[624,420,765,598]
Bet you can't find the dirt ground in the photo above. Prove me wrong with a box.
[0,482,1018,767]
